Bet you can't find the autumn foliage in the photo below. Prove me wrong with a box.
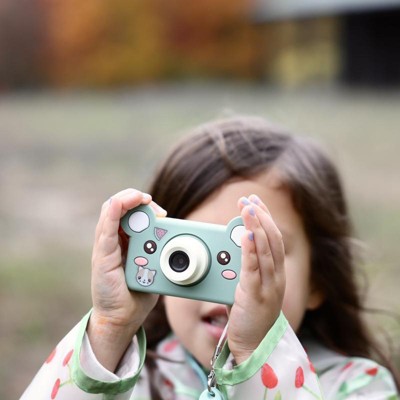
[0,0,262,88]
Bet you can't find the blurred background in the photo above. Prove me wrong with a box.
[1,0,400,398]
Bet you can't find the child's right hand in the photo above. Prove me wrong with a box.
[87,188,166,372]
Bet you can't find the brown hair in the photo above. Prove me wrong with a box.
[143,115,399,395]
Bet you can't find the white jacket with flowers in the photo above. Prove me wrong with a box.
[21,311,398,400]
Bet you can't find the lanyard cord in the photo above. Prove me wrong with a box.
[207,321,229,393]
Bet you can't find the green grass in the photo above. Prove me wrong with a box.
[1,82,400,398]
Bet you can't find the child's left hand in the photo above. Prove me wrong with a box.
[227,195,286,364]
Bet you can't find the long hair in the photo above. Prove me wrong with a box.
[143,115,399,397]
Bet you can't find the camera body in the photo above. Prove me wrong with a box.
[121,205,245,304]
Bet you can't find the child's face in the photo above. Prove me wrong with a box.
[164,172,322,368]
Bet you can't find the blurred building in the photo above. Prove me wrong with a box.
[254,0,400,87]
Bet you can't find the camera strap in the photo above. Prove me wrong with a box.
[198,321,229,400]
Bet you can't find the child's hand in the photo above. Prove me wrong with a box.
[88,188,166,371]
[227,195,286,365]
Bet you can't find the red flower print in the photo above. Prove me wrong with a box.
[163,378,174,389]
[261,363,278,389]
[62,349,74,366]
[295,366,304,388]
[366,367,378,376]
[163,338,179,353]
[51,378,61,399]
[341,361,354,371]
[46,347,57,364]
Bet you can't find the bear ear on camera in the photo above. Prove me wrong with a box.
[230,224,246,248]
[122,206,155,234]
[128,210,151,233]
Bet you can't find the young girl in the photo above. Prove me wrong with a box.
[22,115,399,400]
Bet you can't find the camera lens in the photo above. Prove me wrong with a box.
[169,251,190,273]
[160,235,210,286]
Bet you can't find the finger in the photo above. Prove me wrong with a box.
[241,194,285,274]
[97,190,162,258]
[95,189,143,242]
[241,205,275,282]
[108,190,152,221]
[239,226,263,292]
[100,191,150,251]
[238,196,251,212]
[95,189,152,243]
[149,201,167,217]
[248,194,271,216]
[102,188,140,208]
[96,197,125,257]
[252,204,285,275]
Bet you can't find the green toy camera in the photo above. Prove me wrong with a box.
[121,205,245,304]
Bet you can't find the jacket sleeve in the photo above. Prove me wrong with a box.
[20,311,147,400]
[318,356,399,400]
[213,312,399,400]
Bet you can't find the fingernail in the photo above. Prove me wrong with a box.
[248,231,254,241]
[250,194,260,205]
[152,203,167,217]
[142,193,152,201]
[249,206,255,216]
[241,197,250,205]
[109,197,113,205]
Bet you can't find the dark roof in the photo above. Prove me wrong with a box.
[253,0,400,21]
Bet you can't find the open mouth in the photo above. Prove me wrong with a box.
[202,314,228,328]
[201,307,229,340]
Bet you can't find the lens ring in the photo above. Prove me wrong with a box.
[169,251,190,273]
[159,235,210,285]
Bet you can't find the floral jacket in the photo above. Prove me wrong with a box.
[21,311,398,400]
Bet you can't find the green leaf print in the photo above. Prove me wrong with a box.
[273,390,282,400]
